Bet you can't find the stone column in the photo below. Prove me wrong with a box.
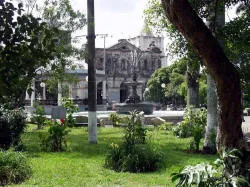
[30,79,35,106]
[58,81,62,106]
[102,80,106,104]
[42,85,46,100]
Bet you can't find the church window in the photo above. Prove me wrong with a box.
[121,59,126,70]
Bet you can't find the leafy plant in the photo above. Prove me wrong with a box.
[32,102,46,129]
[173,119,192,138]
[0,150,32,186]
[123,111,147,147]
[159,122,174,131]
[0,1,58,105]
[173,107,207,152]
[61,97,78,127]
[0,107,26,150]
[171,149,249,187]
[104,143,123,172]
[105,111,164,172]
[40,119,70,152]
[109,113,122,126]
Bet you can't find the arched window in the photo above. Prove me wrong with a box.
[121,59,126,70]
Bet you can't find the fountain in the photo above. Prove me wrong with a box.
[114,50,154,115]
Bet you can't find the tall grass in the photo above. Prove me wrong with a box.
[0,150,32,185]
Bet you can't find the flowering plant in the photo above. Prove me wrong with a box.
[60,118,65,125]
[41,119,70,152]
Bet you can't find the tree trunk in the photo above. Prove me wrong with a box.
[87,0,97,144]
[186,64,199,108]
[203,73,217,153]
[203,1,224,154]
[161,0,243,150]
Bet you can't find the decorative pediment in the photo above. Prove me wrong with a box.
[108,39,140,52]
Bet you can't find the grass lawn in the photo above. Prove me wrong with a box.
[10,124,217,187]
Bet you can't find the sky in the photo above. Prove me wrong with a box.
[70,0,147,48]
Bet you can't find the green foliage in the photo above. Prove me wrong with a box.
[28,0,87,96]
[123,111,147,147]
[40,119,70,152]
[109,113,122,126]
[40,0,86,31]
[173,107,207,152]
[144,0,250,108]
[121,144,164,173]
[165,72,185,105]
[105,111,164,172]
[173,120,192,138]
[0,150,32,186]
[199,77,207,106]
[145,59,186,104]
[0,2,58,105]
[61,97,78,127]
[177,70,207,106]
[159,122,174,131]
[17,124,217,186]
[171,149,249,187]
[32,102,46,129]
[144,67,170,103]
[0,107,26,150]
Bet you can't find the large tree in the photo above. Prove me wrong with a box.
[161,0,244,151]
[8,0,87,105]
[0,1,57,107]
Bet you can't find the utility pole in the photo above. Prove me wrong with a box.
[87,0,97,143]
[96,34,110,103]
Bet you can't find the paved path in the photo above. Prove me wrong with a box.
[72,110,250,139]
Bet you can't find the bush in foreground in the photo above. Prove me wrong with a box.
[0,107,26,150]
[0,150,32,186]
[105,111,164,172]
[171,149,249,186]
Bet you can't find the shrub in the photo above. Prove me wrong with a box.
[173,119,192,138]
[61,97,78,127]
[171,149,249,186]
[0,107,26,150]
[109,113,122,126]
[40,119,70,152]
[104,143,123,172]
[105,111,164,173]
[123,111,147,147]
[158,122,174,131]
[173,107,207,152]
[121,144,164,173]
[0,150,32,185]
[32,102,46,129]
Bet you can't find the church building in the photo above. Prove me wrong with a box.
[25,29,168,108]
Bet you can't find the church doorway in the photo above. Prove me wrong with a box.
[97,82,103,104]
[120,82,129,103]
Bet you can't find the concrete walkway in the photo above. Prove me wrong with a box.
[60,110,250,139]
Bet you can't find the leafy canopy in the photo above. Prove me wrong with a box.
[0,1,58,105]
